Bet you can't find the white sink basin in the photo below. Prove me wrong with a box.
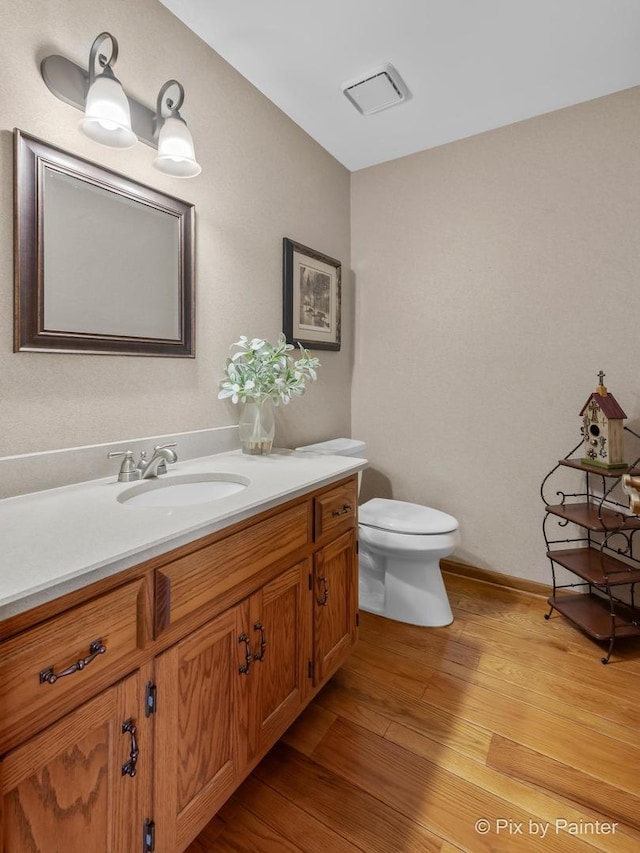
[117,473,250,507]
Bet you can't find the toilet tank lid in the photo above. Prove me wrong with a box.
[295,438,366,457]
[359,498,459,534]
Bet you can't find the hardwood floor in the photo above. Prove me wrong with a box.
[186,572,640,852]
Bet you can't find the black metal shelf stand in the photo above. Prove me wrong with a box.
[541,427,640,663]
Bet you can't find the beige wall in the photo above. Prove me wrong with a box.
[0,0,352,457]
[3,2,639,587]
[351,88,640,583]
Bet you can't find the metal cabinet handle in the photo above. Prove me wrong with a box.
[317,576,329,607]
[253,622,267,661]
[121,718,139,777]
[331,503,353,517]
[39,639,106,685]
[238,633,253,674]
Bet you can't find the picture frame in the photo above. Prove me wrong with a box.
[283,237,341,351]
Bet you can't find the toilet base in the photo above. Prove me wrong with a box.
[384,558,454,627]
[359,590,384,617]
[358,550,385,616]
[358,550,455,628]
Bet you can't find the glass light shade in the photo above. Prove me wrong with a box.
[153,115,201,178]
[80,74,137,149]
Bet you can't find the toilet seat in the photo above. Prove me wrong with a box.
[359,498,458,535]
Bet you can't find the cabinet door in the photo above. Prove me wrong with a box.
[313,529,358,686]
[249,560,311,756]
[1,671,149,853]
[153,605,246,853]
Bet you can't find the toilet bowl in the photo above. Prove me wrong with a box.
[295,438,459,627]
[358,498,459,627]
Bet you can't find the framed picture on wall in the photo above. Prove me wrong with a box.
[283,238,341,351]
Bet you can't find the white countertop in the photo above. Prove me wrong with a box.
[0,449,366,620]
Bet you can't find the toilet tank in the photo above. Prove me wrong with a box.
[295,438,366,457]
[295,438,366,494]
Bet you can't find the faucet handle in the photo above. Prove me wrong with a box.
[107,450,141,483]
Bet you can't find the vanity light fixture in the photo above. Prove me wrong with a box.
[40,32,201,177]
[153,80,201,178]
[79,32,137,149]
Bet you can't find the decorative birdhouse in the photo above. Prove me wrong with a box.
[580,371,627,469]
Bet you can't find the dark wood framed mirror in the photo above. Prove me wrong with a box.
[14,129,195,356]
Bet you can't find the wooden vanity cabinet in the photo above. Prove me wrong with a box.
[313,529,358,686]
[248,560,312,754]
[153,560,311,851]
[0,474,359,853]
[1,668,153,853]
[312,477,359,685]
[153,605,242,851]
[0,578,147,754]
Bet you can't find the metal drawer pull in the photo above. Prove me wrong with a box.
[121,718,139,777]
[238,633,253,674]
[317,576,329,606]
[253,622,267,661]
[39,639,106,685]
[331,503,353,517]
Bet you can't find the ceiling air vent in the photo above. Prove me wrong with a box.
[342,63,409,115]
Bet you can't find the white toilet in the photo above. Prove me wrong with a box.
[295,438,460,627]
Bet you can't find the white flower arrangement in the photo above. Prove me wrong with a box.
[218,334,320,405]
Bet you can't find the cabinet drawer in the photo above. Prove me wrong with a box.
[314,479,357,541]
[155,501,311,636]
[0,579,144,751]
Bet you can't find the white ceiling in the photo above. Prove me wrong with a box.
[159,0,640,171]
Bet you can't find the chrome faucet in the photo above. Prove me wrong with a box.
[108,443,178,482]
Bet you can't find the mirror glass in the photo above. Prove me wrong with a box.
[14,130,195,356]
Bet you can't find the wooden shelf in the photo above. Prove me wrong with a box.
[558,458,640,477]
[545,501,640,531]
[548,593,640,641]
[546,547,640,586]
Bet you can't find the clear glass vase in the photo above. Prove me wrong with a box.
[238,397,275,455]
